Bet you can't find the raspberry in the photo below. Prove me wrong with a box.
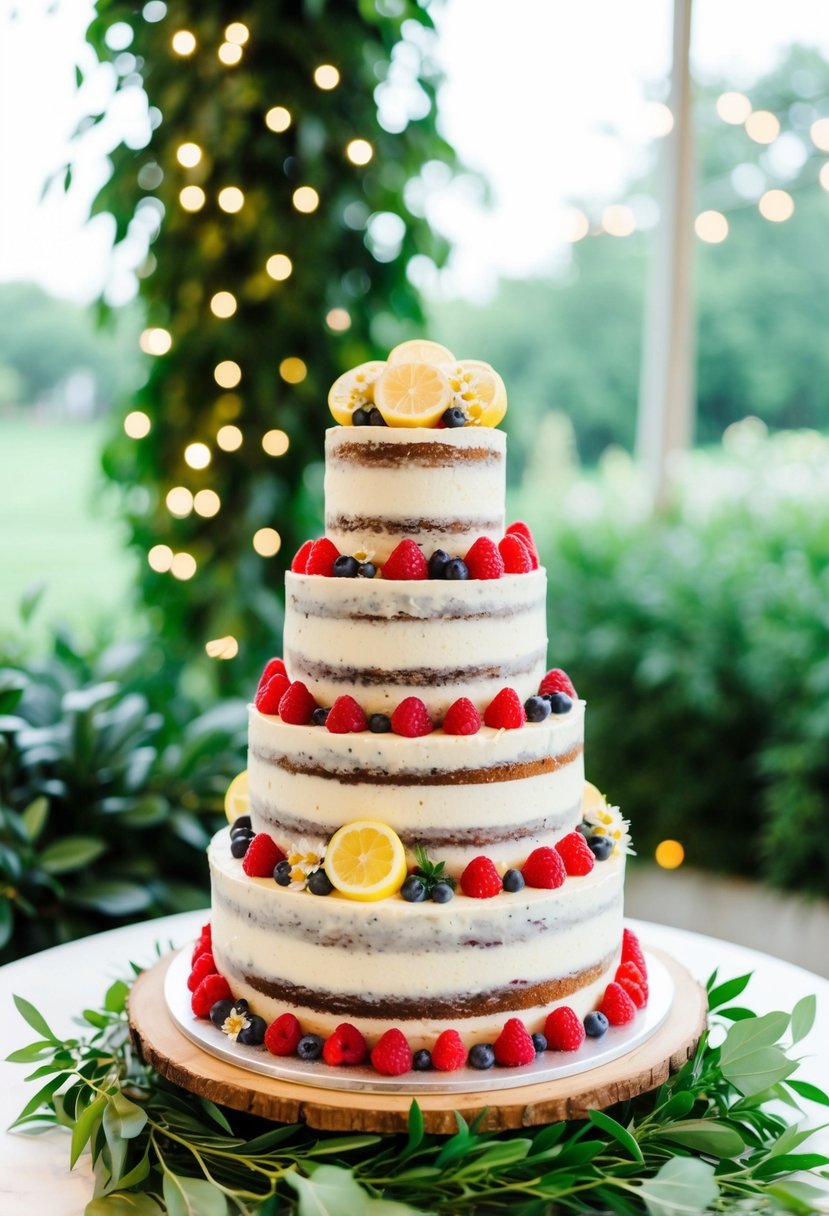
[391,696,433,738]
[323,1022,368,1066]
[544,1006,586,1052]
[255,673,290,714]
[493,1017,535,1067]
[256,657,287,694]
[464,536,504,580]
[599,981,637,1026]
[483,688,526,730]
[555,832,596,877]
[190,923,212,965]
[264,1012,303,1056]
[278,680,317,725]
[291,539,314,573]
[431,1029,468,1072]
[498,535,533,574]
[305,537,341,576]
[242,832,287,877]
[460,856,503,899]
[382,539,428,581]
[442,697,481,736]
[505,521,539,566]
[539,668,577,699]
[371,1028,412,1076]
[325,694,368,734]
[621,928,648,980]
[191,973,233,1018]
[187,951,217,992]
[615,961,649,1007]
[522,846,566,889]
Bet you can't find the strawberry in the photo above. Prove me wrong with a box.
[442,697,481,736]
[615,960,649,1007]
[256,657,287,693]
[505,521,539,565]
[187,951,217,991]
[621,928,648,980]
[431,1029,468,1072]
[555,831,596,877]
[278,680,317,725]
[493,1017,535,1067]
[191,973,233,1018]
[371,1028,412,1076]
[291,539,314,573]
[544,1006,586,1052]
[460,856,503,899]
[391,696,433,738]
[323,1022,368,1066]
[191,922,212,965]
[522,846,566,889]
[255,673,290,714]
[539,668,577,699]
[498,534,533,574]
[483,688,526,730]
[264,1012,303,1056]
[599,981,637,1026]
[325,694,368,733]
[382,539,428,580]
[305,537,340,576]
[464,536,504,580]
[242,832,286,877]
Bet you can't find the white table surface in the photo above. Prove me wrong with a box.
[1,913,828,1214]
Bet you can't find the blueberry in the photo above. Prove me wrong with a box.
[352,407,372,426]
[333,555,360,578]
[588,835,614,861]
[232,999,249,1013]
[428,548,451,579]
[431,881,454,903]
[274,859,292,886]
[357,562,376,579]
[369,713,391,733]
[412,1048,432,1071]
[469,1043,495,1070]
[532,1032,547,1054]
[547,692,573,715]
[297,1034,324,1061]
[441,406,467,428]
[237,1014,267,1046]
[502,868,525,893]
[311,707,330,726]
[307,868,334,896]
[524,695,551,723]
[444,558,469,581]
[576,822,591,838]
[368,407,387,427]
[209,998,234,1028]
[584,1011,609,1038]
[231,815,252,833]
[230,832,253,858]
[401,875,427,903]
[230,823,253,840]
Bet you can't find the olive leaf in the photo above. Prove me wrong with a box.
[639,1157,718,1215]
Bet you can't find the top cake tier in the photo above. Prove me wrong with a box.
[324,426,506,564]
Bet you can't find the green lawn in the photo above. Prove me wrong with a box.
[0,418,135,639]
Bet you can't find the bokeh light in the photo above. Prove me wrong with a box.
[166,486,193,516]
[314,64,340,90]
[124,410,151,438]
[820,163,829,192]
[139,327,172,355]
[214,360,242,388]
[148,544,174,572]
[716,91,751,125]
[184,442,211,469]
[745,110,780,144]
[176,142,202,168]
[694,210,729,244]
[218,42,243,66]
[293,186,319,213]
[326,308,351,331]
[218,186,244,213]
[655,839,685,869]
[170,552,197,580]
[193,489,221,517]
[171,30,196,56]
[179,185,205,211]
[602,204,636,237]
[266,253,293,280]
[265,106,292,133]
[758,189,794,221]
[206,635,239,659]
[262,429,290,457]
[216,425,243,451]
[561,206,590,242]
[810,119,829,152]
[225,22,249,45]
[210,291,237,318]
[279,357,307,383]
[346,139,373,165]
[645,101,674,137]
[253,528,282,557]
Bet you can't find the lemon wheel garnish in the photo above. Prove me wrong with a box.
[387,338,455,367]
[445,360,508,428]
[373,362,453,427]
[582,781,607,816]
[224,770,250,825]
[328,360,387,425]
[324,820,407,901]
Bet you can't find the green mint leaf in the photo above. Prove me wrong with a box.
[639,1157,718,1216]
[790,994,817,1044]
[588,1109,644,1162]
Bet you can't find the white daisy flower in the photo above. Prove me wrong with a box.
[583,799,635,857]
[284,836,327,890]
[221,1009,250,1041]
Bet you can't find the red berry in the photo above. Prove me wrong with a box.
[555,831,596,877]
[242,832,287,877]
[264,1012,303,1056]
[442,697,481,736]
[431,1029,468,1072]
[483,688,526,730]
[305,537,341,576]
[382,539,428,580]
[191,923,212,965]
[371,1028,412,1076]
[191,973,233,1018]
[505,521,539,564]
[255,673,290,714]
[539,668,577,699]
[291,539,314,573]
[464,536,504,580]
[498,535,533,574]
[326,694,368,734]
[460,856,503,899]
[278,680,318,725]
[391,696,433,738]
[187,951,217,992]
[323,1022,368,1066]
[621,928,648,980]
[599,981,637,1026]
[522,846,566,889]
[544,1006,586,1052]
[615,961,649,1007]
[256,658,287,694]
[493,1017,535,1067]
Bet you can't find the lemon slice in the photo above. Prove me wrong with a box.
[328,360,387,425]
[582,781,607,816]
[224,770,250,825]
[373,362,452,427]
[388,338,455,367]
[324,820,407,901]
[445,360,508,428]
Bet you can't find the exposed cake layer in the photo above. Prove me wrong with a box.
[209,828,624,1046]
[284,569,547,718]
[248,700,585,869]
[324,426,506,563]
